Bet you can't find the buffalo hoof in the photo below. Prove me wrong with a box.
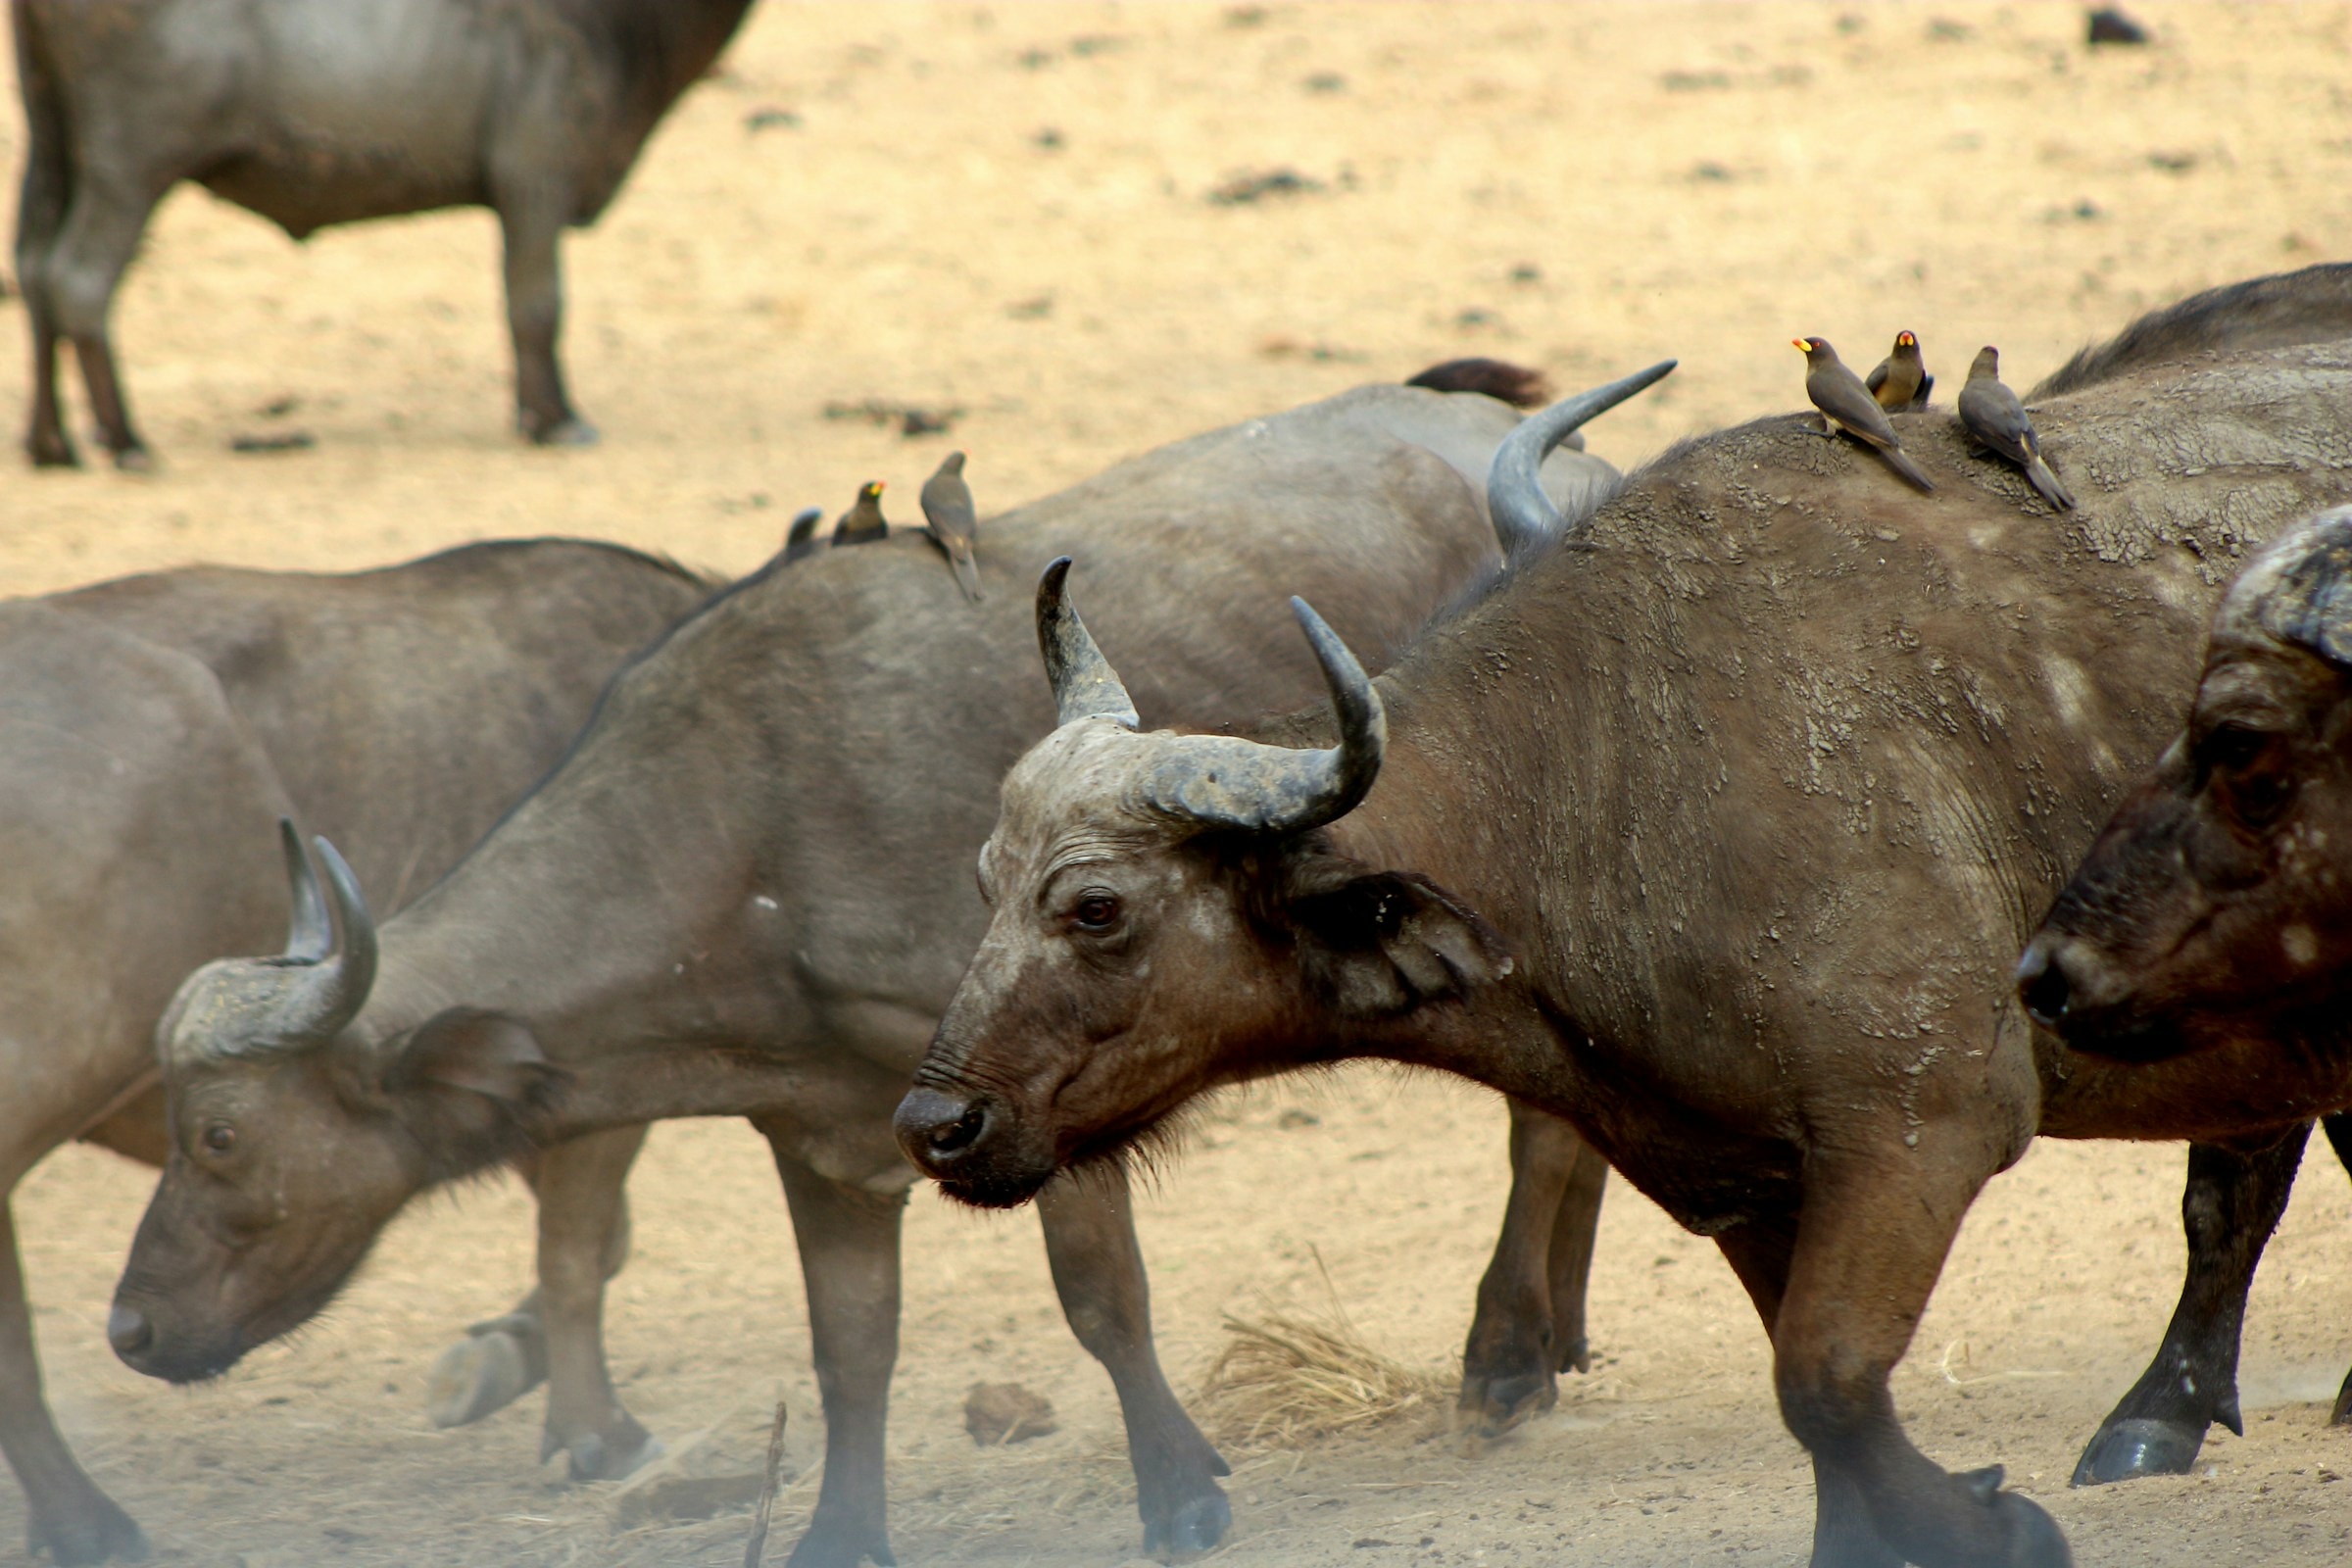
[523,415,599,448]
[1144,1491,1232,1555]
[543,1415,662,1483]
[426,1318,548,1428]
[1457,1368,1558,1440]
[108,443,153,473]
[26,431,78,468]
[785,1511,895,1568]
[2070,1417,2205,1487]
[28,1492,148,1566]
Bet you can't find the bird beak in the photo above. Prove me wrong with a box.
[1791,338,1810,353]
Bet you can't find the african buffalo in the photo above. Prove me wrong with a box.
[109,365,1662,1567]
[10,0,755,466]
[4,540,706,1563]
[2019,503,2352,1439]
[896,266,2352,1567]
[1463,265,2352,1480]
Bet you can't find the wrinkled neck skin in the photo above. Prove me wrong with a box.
[1268,555,1838,1232]
[332,662,882,1157]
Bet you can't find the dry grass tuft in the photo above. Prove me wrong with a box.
[1198,1309,1450,1450]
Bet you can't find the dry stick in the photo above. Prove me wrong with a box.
[743,1395,791,1568]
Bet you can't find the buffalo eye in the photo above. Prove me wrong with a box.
[1069,893,1122,934]
[202,1122,237,1154]
[2200,722,2296,829]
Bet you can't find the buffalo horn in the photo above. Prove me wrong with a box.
[1138,597,1387,836]
[2257,505,2352,666]
[247,835,377,1049]
[1037,557,1140,729]
[1487,360,1678,562]
[276,818,332,961]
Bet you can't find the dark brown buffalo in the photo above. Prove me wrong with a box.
[3,540,708,1563]
[11,0,755,466]
[1407,263,2352,1468]
[107,368,1657,1568]
[895,268,2352,1567]
[2019,503,2352,1440]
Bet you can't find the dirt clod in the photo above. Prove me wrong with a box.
[963,1382,1057,1446]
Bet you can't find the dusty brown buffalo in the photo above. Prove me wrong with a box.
[11,0,755,465]
[2,541,706,1563]
[2019,503,2352,1437]
[108,368,1659,1568]
[1387,262,2352,1470]
[896,269,2352,1567]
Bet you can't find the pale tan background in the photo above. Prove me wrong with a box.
[4,3,2351,1564]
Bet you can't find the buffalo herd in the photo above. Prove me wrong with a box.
[9,6,2352,1568]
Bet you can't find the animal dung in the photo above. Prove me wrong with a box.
[227,429,316,454]
[821,398,964,439]
[963,1381,1057,1446]
[2087,7,2151,45]
[1206,167,1325,206]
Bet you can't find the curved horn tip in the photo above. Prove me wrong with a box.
[1289,595,1387,804]
[313,837,378,976]
[1487,357,1679,562]
[279,818,332,961]
[1036,557,1141,731]
[1287,598,1368,685]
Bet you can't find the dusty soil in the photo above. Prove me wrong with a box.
[5,3,2352,1565]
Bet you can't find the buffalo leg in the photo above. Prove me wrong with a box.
[1719,1217,1912,1568]
[1459,1100,1607,1436]
[0,1197,146,1565]
[493,192,594,446]
[2324,1114,2352,1427]
[764,1136,903,1568]
[41,167,158,469]
[1771,1137,2067,1568]
[15,140,74,466]
[1036,1169,1231,1553]
[425,1128,642,1446]
[2072,1124,2310,1486]
[518,1126,653,1480]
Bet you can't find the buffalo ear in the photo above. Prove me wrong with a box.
[388,1007,565,1119]
[1278,852,1511,1016]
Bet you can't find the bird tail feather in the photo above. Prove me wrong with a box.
[949,541,983,603]
[2025,457,2077,512]
[1882,446,1936,494]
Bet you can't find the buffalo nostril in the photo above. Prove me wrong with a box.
[108,1304,153,1359]
[929,1102,989,1155]
[894,1087,991,1170]
[2017,945,2073,1027]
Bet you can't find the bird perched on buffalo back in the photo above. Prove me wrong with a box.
[919,450,983,603]
[834,481,890,545]
[1866,330,1933,412]
[1794,337,1936,493]
[781,507,825,563]
[1956,346,2077,512]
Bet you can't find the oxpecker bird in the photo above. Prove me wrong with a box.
[1795,336,1936,493]
[919,451,983,603]
[834,481,890,545]
[1957,346,2078,513]
[782,507,825,563]
[1866,330,1933,412]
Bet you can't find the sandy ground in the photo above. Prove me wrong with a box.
[5,2,2352,1565]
